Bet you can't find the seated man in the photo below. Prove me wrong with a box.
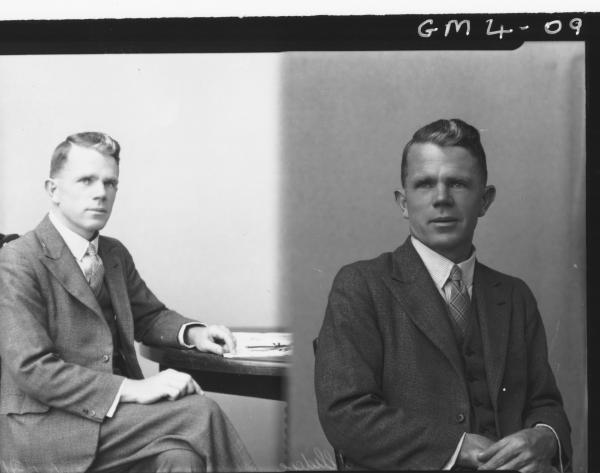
[314,119,572,471]
[0,132,255,473]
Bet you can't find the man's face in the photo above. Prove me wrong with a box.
[396,143,495,262]
[46,145,119,240]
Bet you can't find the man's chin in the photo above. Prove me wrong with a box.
[428,238,472,260]
[82,219,109,235]
[87,213,110,225]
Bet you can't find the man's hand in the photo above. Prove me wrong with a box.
[186,325,236,355]
[456,433,495,469]
[477,427,557,472]
[120,369,203,404]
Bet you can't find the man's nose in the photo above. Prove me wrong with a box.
[92,181,107,200]
[432,184,453,206]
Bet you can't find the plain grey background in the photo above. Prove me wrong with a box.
[281,43,587,471]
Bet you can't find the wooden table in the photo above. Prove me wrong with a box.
[140,344,289,401]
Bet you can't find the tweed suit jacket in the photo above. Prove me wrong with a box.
[314,238,572,470]
[0,216,199,472]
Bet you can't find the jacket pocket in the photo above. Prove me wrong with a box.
[0,394,51,414]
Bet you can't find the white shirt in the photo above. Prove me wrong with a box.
[410,236,476,300]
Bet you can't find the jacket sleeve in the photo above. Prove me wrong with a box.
[314,265,463,470]
[0,245,123,422]
[517,279,573,470]
[116,242,200,347]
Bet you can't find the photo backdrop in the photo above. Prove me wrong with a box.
[0,53,285,470]
[281,43,587,471]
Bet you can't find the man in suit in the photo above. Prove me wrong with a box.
[314,119,571,471]
[0,132,255,472]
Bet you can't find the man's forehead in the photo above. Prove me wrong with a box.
[67,143,116,160]
[407,142,475,159]
[62,145,119,172]
[406,143,479,170]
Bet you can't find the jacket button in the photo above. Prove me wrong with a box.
[102,354,111,363]
[456,413,466,423]
[90,409,96,417]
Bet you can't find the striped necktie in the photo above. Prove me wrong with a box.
[445,264,470,335]
[82,243,105,295]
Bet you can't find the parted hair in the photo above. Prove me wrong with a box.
[401,118,487,186]
[50,132,121,177]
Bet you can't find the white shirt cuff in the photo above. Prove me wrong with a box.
[106,380,124,418]
[443,432,466,470]
[534,423,563,473]
[177,322,206,348]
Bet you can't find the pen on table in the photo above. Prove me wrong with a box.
[245,344,292,351]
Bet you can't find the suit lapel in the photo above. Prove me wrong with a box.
[383,240,465,380]
[473,263,511,410]
[35,216,103,319]
[98,238,134,341]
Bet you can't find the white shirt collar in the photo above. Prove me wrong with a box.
[48,211,99,262]
[410,236,476,293]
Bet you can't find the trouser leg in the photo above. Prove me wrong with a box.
[88,394,256,472]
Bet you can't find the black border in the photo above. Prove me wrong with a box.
[0,13,593,54]
[585,27,598,473]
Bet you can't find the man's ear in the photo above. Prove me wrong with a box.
[394,189,409,219]
[479,185,496,217]
[45,178,60,204]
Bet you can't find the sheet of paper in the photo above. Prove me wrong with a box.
[224,331,292,359]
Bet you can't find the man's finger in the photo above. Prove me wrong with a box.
[478,439,506,462]
[480,453,523,471]
[192,379,204,395]
[162,371,187,389]
[479,444,520,470]
[183,379,196,396]
[202,340,225,355]
[165,386,181,401]
[210,326,236,353]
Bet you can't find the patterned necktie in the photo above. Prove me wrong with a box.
[82,243,105,295]
[445,265,470,335]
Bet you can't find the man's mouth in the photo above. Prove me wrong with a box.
[87,208,107,213]
[430,217,458,223]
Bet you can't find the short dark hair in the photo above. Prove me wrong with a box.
[400,118,487,186]
[50,132,121,177]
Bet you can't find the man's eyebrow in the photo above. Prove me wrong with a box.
[412,176,435,185]
[446,176,471,183]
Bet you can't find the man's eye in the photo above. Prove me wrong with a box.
[80,178,91,184]
[451,181,467,188]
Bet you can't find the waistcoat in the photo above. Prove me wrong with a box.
[447,296,498,439]
[96,281,129,377]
